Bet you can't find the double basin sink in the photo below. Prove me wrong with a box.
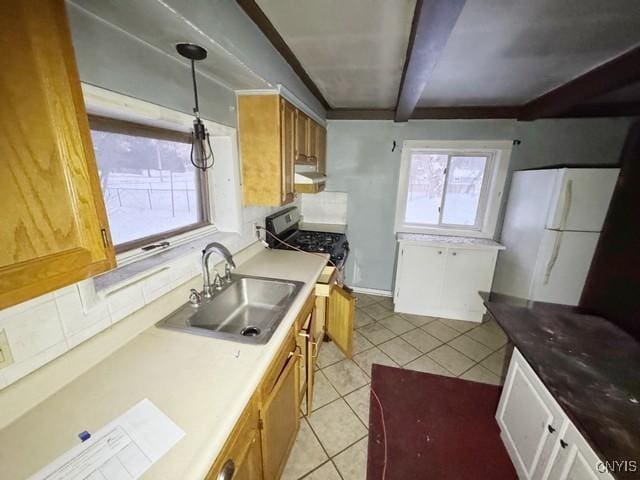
[157,274,304,344]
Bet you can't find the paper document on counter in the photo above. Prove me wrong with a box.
[28,398,185,480]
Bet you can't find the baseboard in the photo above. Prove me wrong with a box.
[395,304,485,322]
[350,286,393,297]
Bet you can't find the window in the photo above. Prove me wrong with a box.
[396,141,511,238]
[89,116,209,252]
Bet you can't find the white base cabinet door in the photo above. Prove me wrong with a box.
[497,349,566,480]
[394,244,446,314]
[545,422,614,480]
[394,241,499,322]
[497,348,614,480]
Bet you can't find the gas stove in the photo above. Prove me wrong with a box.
[265,207,349,269]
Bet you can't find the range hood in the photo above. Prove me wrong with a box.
[294,169,326,193]
[295,171,326,184]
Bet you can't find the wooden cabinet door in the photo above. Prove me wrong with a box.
[326,284,355,358]
[497,351,566,480]
[295,110,309,163]
[441,248,497,314]
[231,429,263,480]
[305,306,318,414]
[307,120,318,167]
[545,422,613,480]
[260,353,300,480]
[0,0,115,309]
[317,126,327,175]
[280,99,296,204]
[394,244,446,315]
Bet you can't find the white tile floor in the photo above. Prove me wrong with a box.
[282,293,511,480]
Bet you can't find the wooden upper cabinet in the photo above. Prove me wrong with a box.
[281,99,296,205]
[295,112,325,169]
[238,95,295,206]
[317,125,327,175]
[294,110,310,164]
[0,0,116,309]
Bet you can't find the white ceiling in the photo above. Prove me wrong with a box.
[418,0,640,107]
[255,0,416,109]
[69,0,270,91]
[256,0,640,109]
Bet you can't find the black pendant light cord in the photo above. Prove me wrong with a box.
[190,59,200,116]
[176,42,214,171]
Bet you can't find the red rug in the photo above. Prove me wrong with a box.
[367,365,517,480]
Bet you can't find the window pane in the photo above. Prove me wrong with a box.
[404,153,447,225]
[441,156,487,226]
[91,128,202,246]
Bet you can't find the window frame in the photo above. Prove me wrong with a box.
[89,115,211,254]
[395,140,512,239]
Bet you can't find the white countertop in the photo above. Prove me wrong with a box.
[0,249,327,480]
[397,232,505,250]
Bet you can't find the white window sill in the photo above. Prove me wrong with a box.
[93,229,247,294]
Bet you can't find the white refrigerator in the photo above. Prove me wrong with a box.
[492,167,619,305]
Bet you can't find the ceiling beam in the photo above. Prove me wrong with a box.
[411,106,521,119]
[394,0,466,122]
[235,0,331,110]
[560,102,640,118]
[326,109,395,120]
[326,103,640,120]
[327,106,521,120]
[519,46,640,121]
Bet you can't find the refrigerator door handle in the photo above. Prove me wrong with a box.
[560,179,573,229]
[543,232,563,284]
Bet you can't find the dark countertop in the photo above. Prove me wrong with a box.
[482,293,640,477]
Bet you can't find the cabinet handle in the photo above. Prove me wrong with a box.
[452,252,457,256]
[560,439,568,449]
[547,425,556,434]
[217,459,235,480]
[438,251,442,255]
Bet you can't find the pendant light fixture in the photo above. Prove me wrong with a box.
[176,42,214,171]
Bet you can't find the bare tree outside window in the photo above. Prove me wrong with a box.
[404,152,489,228]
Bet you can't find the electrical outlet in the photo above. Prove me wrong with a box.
[0,329,14,370]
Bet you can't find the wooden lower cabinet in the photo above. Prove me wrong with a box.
[205,395,262,480]
[326,284,356,358]
[206,278,354,479]
[260,350,300,479]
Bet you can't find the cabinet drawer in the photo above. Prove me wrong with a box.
[315,266,337,297]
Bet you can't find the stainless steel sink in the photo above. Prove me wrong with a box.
[156,274,304,344]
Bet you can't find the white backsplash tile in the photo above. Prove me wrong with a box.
[0,300,65,363]
[0,198,289,391]
[56,290,110,343]
[141,268,174,303]
[2,341,68,385]
[301,191,348,224]
[107,284,145,324]
[66,315,111,349]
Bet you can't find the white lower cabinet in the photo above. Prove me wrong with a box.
[497,349,613,480]
[394,241,499,321]
[545,422,613,480]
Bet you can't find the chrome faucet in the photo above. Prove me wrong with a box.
[202,242,236,298]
